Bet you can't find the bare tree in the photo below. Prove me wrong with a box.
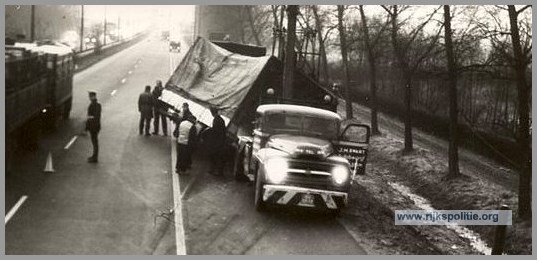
[246,6,263,46]
[311,5,338,83]
[507,4,532,220]
[382,5,443,153]
[359,5,386,135]
[443,5,460,179]
[337,5,353,119]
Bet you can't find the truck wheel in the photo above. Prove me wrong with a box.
[254,168,265,212]
[63,98,72,120]
[330,208,342,218]
[42,107,57,132]
[233,146,245,181]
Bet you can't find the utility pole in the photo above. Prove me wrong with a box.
[103,6,107,45]
[117,15,120,41]
[80,5,84,51]
[282,5,299,99]
[30,5,36,42]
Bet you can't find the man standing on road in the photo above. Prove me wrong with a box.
[138,85,153,136]
[151,80,167,136]
[209,107,226,176]
[175,115,197,174]
[86,91,101,163]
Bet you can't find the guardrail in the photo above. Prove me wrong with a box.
[73,32,147,72]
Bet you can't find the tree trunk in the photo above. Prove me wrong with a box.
[283,5,299,99]
[389,5,413,152]
[444,5,460,178]
[403,76,413,153]
[312,5,329,83]
[270,5,279,56]
[279,6,285,59]
[337,5,353,119]
[359,5,380,135]
[508,5,531,220]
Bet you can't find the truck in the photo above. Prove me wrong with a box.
[158,37,370,214]
[5,42,75,172]
[234,101,370,214]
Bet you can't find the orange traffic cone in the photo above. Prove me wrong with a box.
[43,152,55,173]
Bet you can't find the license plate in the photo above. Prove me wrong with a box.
[298,194,315,207]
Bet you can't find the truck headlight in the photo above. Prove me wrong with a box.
[332,165,349,185]
[265,158,288,183]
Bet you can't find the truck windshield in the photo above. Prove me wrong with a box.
[265,113,338,139]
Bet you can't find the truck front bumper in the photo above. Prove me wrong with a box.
[262,184,348,210]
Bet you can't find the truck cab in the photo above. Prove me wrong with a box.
[234,103,370,214]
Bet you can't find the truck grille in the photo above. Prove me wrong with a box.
[282,160,346,191]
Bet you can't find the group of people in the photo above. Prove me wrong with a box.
[84,80,227,177]
[172,103,226,176]
[138,80,227,176]
[138,80,168,136]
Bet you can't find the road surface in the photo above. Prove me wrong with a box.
[5,37,368,255]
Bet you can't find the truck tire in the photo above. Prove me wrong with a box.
[63,98,72,120]
[254,167,266,212]
[233,146,250,182]
[233,146,245,181]
[330,208,342,217]
[42,106,57,132]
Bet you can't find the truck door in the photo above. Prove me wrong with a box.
[333,123,370,180]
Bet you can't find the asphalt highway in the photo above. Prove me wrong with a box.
[5,36,367,255]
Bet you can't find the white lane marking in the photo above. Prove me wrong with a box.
[121,78,126,84]
[64,135,79,150]
[170,124,187,255]
[5,196,28,224]
[111,89,117,96]
[128,70,132,74]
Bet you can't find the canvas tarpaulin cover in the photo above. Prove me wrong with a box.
[161,37,270,127]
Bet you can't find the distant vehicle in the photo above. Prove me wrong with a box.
[5,42,75,173]
[169,40,181,52]
[161,30,170,41]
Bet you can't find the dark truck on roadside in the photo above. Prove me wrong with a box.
[5,42,75,173]
[157,37,370,215]
[233,97,370,214]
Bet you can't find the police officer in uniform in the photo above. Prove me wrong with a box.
[86,91,101,163]
[138,85,153,136]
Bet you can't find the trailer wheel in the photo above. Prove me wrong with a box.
[20,117,40,150]
[6,136,17,176]
[254,167,266,212]
[63,98,72,120]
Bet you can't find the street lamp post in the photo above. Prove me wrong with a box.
[80,5,84,51]
[30,5,36,42]
[103,6,107,45]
